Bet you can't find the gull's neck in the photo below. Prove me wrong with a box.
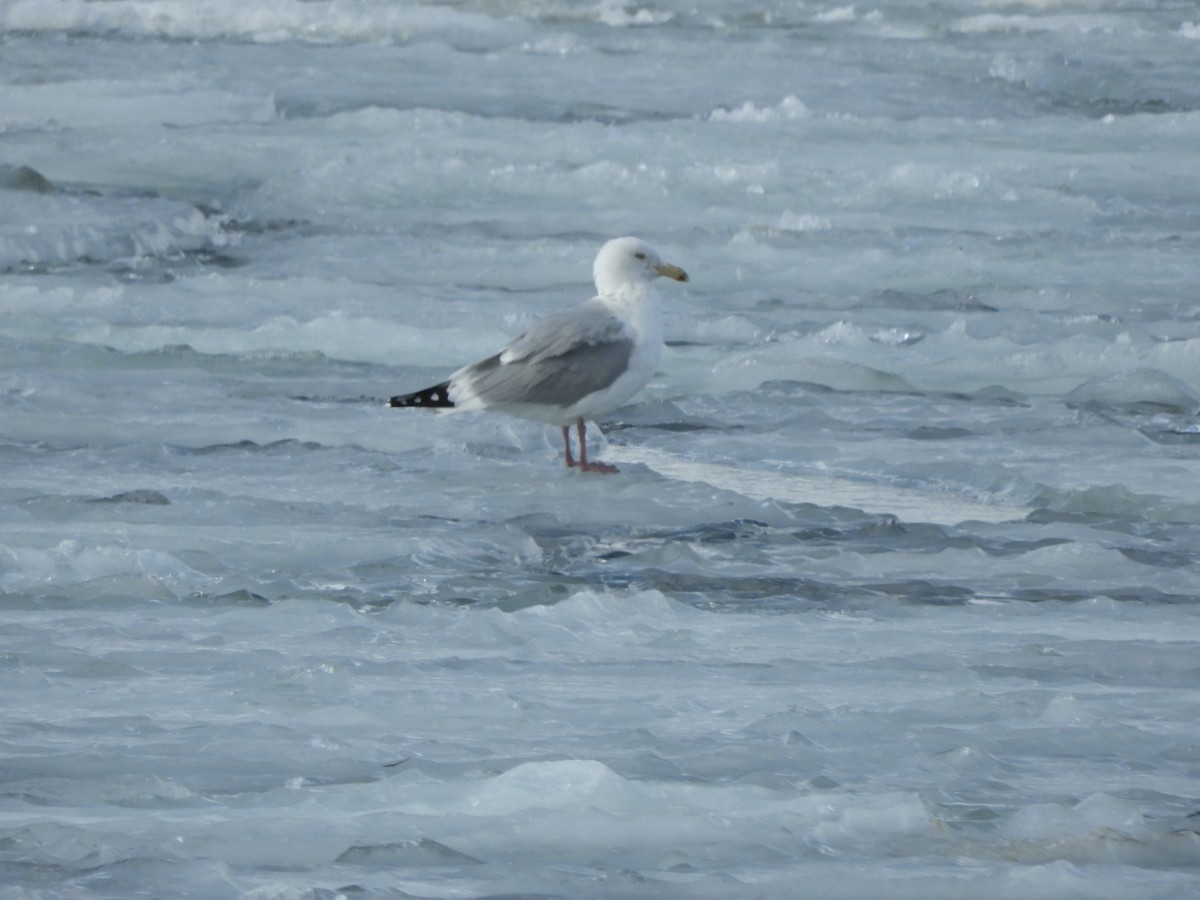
[599,278,658,306]
[603,281,663,351]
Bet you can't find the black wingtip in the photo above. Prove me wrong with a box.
[389,382,455,409]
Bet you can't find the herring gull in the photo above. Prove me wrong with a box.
[389,236,688,473]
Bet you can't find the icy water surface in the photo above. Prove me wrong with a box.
[2,1,1200,897]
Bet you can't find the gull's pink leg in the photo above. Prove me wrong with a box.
[576,418,618,474]
[562,425,578,468]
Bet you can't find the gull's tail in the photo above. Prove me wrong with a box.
[389,381,454,409]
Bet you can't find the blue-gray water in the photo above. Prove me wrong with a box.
[2,2,1199,897]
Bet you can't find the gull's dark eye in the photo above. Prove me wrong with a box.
[634,252,646,260]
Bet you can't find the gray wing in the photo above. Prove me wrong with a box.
[455,303,635,408]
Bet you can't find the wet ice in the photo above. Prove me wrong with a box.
[2,1,1200,898]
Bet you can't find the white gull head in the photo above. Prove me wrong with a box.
[593,236,689,297]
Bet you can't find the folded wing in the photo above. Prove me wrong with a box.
[453,303,634,409]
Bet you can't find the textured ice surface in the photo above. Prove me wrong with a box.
[2,1,1199,898]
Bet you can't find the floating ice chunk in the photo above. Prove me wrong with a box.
[4,773,193,808]
[1030,482,1172,522]
[929,744,1011,774]
[336,837,483,866]
[1066,367,1200,414]
[512,590,691,643]
[1005,793,1148,842]
[0,164,54,193]
[951,13,1125,36]
[990,53,1035,83]
[671,314,766,345]
[886,161,987,199]
[0,191,230,271]
[3,824,90,868]
[776,211,832,233]
[1040,693,1098,726]
[0,539,212,595]
[710,95,811,123]
[814,6,858,24]
[595,0,673,27]
[89,489,171,506]
[809,791,933,843]
[711,343,916,393]
[473,759,642,815]
[869,327,926,347]
[521,33,586,55]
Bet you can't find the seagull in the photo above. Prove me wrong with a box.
[389,236,688,473]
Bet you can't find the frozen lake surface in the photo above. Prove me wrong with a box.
[2,1,1200,897]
